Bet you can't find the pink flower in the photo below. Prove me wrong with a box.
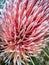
[0,0,49,65]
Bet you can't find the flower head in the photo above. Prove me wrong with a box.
[0,0,49,65]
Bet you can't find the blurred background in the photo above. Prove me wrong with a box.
[0,0,6,24]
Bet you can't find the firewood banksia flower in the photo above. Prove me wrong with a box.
[0,0,49,65]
